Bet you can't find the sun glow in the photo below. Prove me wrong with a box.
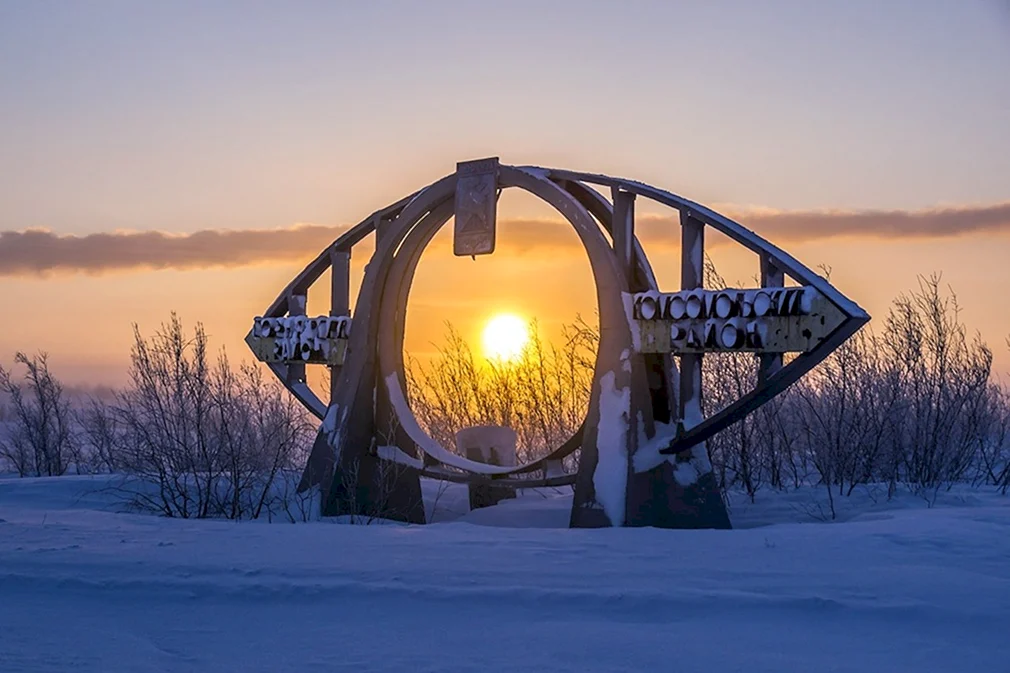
[481,314,530,362]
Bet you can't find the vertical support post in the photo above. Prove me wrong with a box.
[286,293,307,385]
[611,188,636,283]
[679,211,704,426]
[374,214,391,246]
[758,254,784,386]
[612,187,643,518]
[624,209,730,529]
[329,248,351,403]
[371,213,407,455]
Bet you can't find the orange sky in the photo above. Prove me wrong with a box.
[2,3,1008,388]
[4,190,1008,389]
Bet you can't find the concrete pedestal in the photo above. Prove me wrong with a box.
[457,426,518,511]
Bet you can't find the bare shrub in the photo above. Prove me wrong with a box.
[333,452,425,525]
[704,351,763,499]
[78,399,121,473]
[972,383,1010,492]
[696,268,1002,505]
[702,261,795,501]
[0,352,78,477]
[269,470,320,523]
[106,314,313,519]
[881,274,992,499]
[406,318,596,465]
[794,329,900,499]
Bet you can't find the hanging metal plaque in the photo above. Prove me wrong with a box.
[453,157,499,256]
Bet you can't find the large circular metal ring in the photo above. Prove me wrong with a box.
[374,165,636,477]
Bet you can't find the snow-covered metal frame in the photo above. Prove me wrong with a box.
[247,159,869,528]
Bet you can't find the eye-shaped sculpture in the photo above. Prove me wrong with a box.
[246,158,869,529]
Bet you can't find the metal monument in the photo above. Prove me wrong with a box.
[246,159,869,528]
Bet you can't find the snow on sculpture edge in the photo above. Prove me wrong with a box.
[593,370,631,527]
[383,373,515,476]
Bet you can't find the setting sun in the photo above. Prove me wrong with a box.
[481,313,530,362]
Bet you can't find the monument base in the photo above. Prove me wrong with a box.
[468,478,516,511]
[460,427,518,512]
[324,452,425,524]
[625,463,731,529]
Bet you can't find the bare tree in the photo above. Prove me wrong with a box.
[982,337,1010,494]
[333,452,427,525]
[406,317,595,467]
[78,399,121,473]
[0,352,77,477]
[970,383,1010,491]
[107,314,313,519]
[881,275,992,500]
[696,266,1002,508]
[702,259,779,501]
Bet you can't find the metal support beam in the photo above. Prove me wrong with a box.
[330,251,351,317]
[329,249,351,403]
[625,208,729,530]
[758,254,784,386]
[679,212,704,425]
[374,214,392,245]
[285,293,307,385]
[611,188,636,283]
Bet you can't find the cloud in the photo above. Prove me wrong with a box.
[723,202,1010,243]
[0,224,350,275]
[1,202,1008,276]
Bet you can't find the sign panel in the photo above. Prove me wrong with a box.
[453,157,499,257]
[631,286,846,354]
[246,315,351,365]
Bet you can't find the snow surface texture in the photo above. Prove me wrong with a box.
[2,475,1009,673]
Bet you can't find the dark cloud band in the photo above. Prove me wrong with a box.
[2,202,1007,276]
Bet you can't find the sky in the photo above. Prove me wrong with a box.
[1,0,1009,388]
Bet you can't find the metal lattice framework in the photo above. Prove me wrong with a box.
[246,159,869,528]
